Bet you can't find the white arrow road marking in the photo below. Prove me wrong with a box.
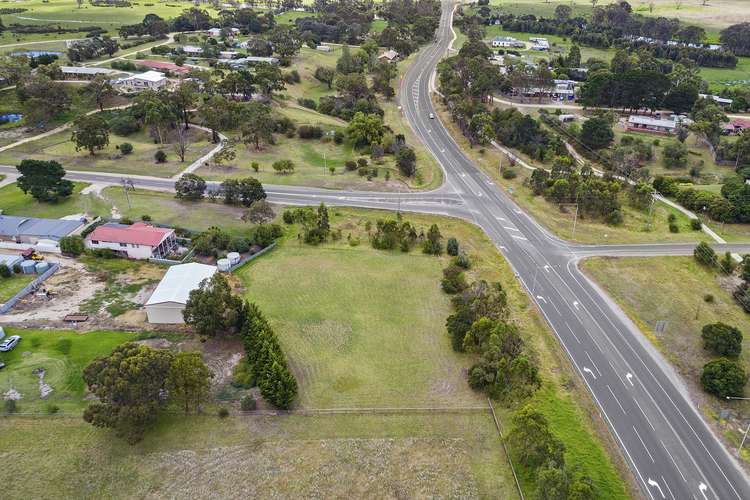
[503,226,520,232]
[572,300,580,310]
[583,367,597,380]
[536,295,547,304]
[544,265,551,272]
[698,483,709,500]
[440,148,445,152]
[626,373,634,386]
[514,209,522,214]
[495,216,507,220]
[499,245,507,250]
[648,478,665,499]
[511,235,528,240]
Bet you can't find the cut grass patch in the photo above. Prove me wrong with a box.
[0,181,109,219]
[0,327,138,413]
[0,274,35,303]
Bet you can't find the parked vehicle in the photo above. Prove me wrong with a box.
[0,335,21,352]
[21,248,43,261]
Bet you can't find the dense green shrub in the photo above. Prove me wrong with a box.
[119,142,133,155]
[701,323,743,357]
[701,358,746,398]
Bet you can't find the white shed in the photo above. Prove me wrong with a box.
[145,263,217,324]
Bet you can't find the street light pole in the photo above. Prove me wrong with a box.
[726,396,750,457]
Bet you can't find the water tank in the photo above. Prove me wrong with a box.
[20,260,37,274]
[217,258,231,272]
[227,252,241,265]
[35,262,50,274]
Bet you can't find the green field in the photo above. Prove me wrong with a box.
[0,181,108,218]
[0,328,139,413]
[0,412,513,498]
[0,273,35,302]
[580,255,750,464]
[0,0,222,44]
[238,207,629,498]
[0,126,212,178]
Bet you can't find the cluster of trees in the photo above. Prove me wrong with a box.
[83,343,211,443]
[719,23,750,57]
[316,44,385,120]
[295,0,375,45]
[240,302,298,409]
[14,73,72,127]
[117,13,170,38]
[529,161,626,225]
[367,216,443,254]
[180,272,297,410]
[67,36,119,62]
[698,321,746,399]
[282,203,332,244]
[192,223,281,257]
[443,275,542,402]
[375,0,440,56]
[734,257,750,315]
[472,1,722,59]
[220,177,266,207]
[617,40,737,69]
[655,177,740,224]
[15,159,74,202]
[579,50,704,114]
[507,404,596,500]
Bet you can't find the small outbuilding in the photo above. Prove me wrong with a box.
[145,263,217,324]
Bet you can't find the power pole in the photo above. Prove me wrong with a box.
[120,178,134,210]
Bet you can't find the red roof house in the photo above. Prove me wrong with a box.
[723,118,750,136]
[85,222,177,259]
[138,60,190,75]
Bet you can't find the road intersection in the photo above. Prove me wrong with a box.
[2,2,750,497]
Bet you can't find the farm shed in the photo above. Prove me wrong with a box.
[145,263,217,324]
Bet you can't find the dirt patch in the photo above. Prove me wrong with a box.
[135,338,174,350]
[0,257,104,323]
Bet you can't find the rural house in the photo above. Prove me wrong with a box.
[117,71,168,91]
[0,215,85,249]
[85,222,177,260]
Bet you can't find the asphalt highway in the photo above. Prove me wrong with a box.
[2,3,749,497]
[396,3,750,499]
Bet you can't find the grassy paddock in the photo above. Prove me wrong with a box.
[238,207,630,498]
[0,412,513,498]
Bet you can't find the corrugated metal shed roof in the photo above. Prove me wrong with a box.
[0,215,84,241]
[146,263,217,306]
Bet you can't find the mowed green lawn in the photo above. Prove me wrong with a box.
[0,181,109,218]
[0,127,213,178]
[0,328,139,413]
[0,274,35,303]
[98,187,257,235]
